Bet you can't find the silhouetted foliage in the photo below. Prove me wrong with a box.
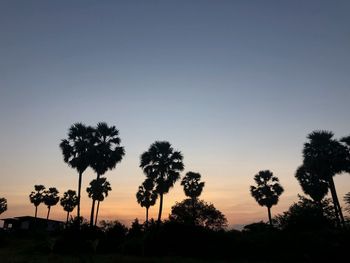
[0,197,7,215]
[169,198,227,230]
[29,185,45,219]
[250,170,284,225]
[60,190,78,224]
[295,165,329,203]
[181,171,205,199]
[136,179,157,224]
[60,123,94,222]
[302,130,349,226]
[89,122,125,227]
[274,195,336,231]
[43,187,59,220]
[140,141,184,224]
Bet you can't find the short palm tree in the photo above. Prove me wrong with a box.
[60,123,94,222]
[44,187,60,220]
[136,179,157,224]
[140,141,184,224]
[0,197,7,215]
[60,190,78,223]
[86,177,112,226]
[89,122,125,227]
[250,170,284,225]
[29,185,46,219]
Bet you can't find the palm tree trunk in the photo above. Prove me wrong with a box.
[157,193,163,225]
[146,207,149,224]
[329,177,344,227]
[77,171,82,221]
[35,206,38,219]
[90,173,100,227]
[47,206,51,220]
[192,197,196,225]
[267,207,272,226]
[94,201,100,227]
[66,211,70,224]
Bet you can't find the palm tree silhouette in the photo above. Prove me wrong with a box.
[140,141,184,224]
[295,165,329,204]
[302,131,348,226]
[89,122,125,227]
[60,190,78,224]
[0,197,7,215]
[136,179,157,224]
[86,177,111,226]
[29,185,45,219]
[44,187,59,220]
[181,171,205,224]
[250,170,284,225]
[60,123,94,222]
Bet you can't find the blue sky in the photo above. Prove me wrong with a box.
[0,0,350,227]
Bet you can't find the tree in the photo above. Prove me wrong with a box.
[169,199,227,230]
[89,122,125,227]
[60,123,94,222]
[344,192,350,214]
[29,185,45,219]
[136,179,157,224]
[44,187,59,220]
[302,130,349,226]
[140,141,184,224]
[86,177,112,226]
[60,190,78,224]
[181,171,205,224]
[0,197,7,215]
[295,165,329,204]
[250,170,284,225]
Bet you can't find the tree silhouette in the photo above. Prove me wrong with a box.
[44,187,59,220]
[29,185,45,219]
[60,190,78,224]
[60,123,94,222]
[86,177,112,226]
[88,122,125,227]
[344,192,350,214]
[136,179,157,224]
[140,141,184,224]
[0,197,7,215]
[169,199,227,230]
[250,170,284,225]
[302,130,349,226]
[295,165,329,204]
[181,171,205,224]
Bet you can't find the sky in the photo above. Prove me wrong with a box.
[0,0,350,228]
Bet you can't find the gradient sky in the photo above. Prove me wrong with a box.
[1,0,350,228]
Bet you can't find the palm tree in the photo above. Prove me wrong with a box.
[60,190,78,224]
[86,177,111,226]
[295,165,329,204]
[250,170,284,225]
[89,122,125,227]
[29,185,45,219]
[0,197,7,215]
[60,123,94,222]
[140,141,184,224]
[302,131,349,226]
[44,187,59,220]
[181,171,205,224]
[136,179,157,224]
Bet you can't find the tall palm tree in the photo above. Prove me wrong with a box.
[140,141,184,224]
[60,190,78,224]
[136,179,157,224]
[44,187,60,220]
[181,171,205,224]
[0,197,7,215]
[250,170,284,225]
[89,122,125,227]
[86,177,111,226]
[29,185,46,219]
[302,130,348,226]
[295,165,329,204]
[60,123,94,222]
